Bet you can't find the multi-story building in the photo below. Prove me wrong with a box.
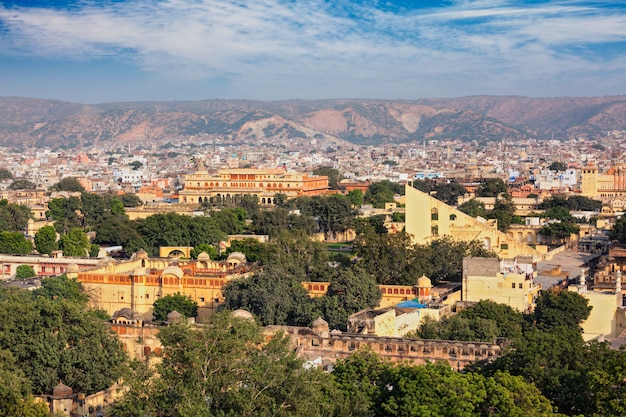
[178,161,329,205]
[581,163,626,209]
[462,256,542,313]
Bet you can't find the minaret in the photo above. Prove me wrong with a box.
[616,270,622,308]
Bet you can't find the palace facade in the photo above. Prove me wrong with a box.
[178,162,329,205]
[581,163,626,208]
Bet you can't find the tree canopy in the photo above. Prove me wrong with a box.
[111,311,336,417]
[475,178,508,197]
[48,177,85,193]
[0,287,126,395]
[152,292,198,322]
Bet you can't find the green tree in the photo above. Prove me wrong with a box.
[111,311,335,417]
[0,203,31,232]
[318,266,381,330]
[364,180,403,208]
[0,349,53,417]
[46,196,82,234]
[251,208,318,237]
[548,161,568,171]
[476,178,508,197]
[531,289,591,331]
[0,291,126,395]
[488,195,517,232]
[59,228,90,257]
[0,231,32,254]
[152,292,198,322]
[434,182,467,205]
[353,230,430,285]
[259,230,331,281]
[539,221,580,245]
[313,166,342,189]
[14,265,36,280]
[8,179,36,190]
[333,351,559,417]
[429,236,496,283]
[296,194,356,239]
[190,243,218,260]
[224,238,265,262]
[34,225,58,255]
[119,193,143,207]
[347,189,364,207]
[610,215,626,243]
[48,177,85,193]
[458,198,486,217]
[221,266,318,326]
[33,274,89,304]
[0,168,14,181]
[129,160,143,170]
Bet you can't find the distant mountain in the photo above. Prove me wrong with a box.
[1,95,625,148]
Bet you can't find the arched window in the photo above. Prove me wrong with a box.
[431,207,439,220]
[449,214,457,221]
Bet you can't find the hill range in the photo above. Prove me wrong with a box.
[1,95,625,148]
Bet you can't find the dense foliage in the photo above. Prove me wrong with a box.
[152,292,199,322]
[111,311,337,417]
[0,282,126,396]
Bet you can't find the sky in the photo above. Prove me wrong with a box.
[1,0,626,103]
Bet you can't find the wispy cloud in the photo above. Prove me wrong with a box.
[0,0,625,99]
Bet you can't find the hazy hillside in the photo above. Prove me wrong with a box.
[0,95,624,148]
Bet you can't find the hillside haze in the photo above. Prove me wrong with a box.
[1,95,625,148]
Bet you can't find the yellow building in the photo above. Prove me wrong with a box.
[581,163,626,209]
[569,270,625,341]
[74,250,251,321]
[179,161,329,205]
[462,256,542,313]
[405,184,541,258]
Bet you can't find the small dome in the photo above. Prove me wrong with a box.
[417,275,432,288]
[226,252,247,264]
[162,266,184,279]
[312,317,329,329]
[112,307,138,320]
[197,252,211,261]
[136,249,149,260]
[166,310,183,323]
[232,309,254,320]
[52,382,73,398]
[66,263,79,273]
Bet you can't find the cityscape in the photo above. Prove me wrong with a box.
[2,0,626,416]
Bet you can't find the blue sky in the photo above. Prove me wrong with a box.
[1,0,625,103]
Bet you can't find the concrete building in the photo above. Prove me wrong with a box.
[581,163,626,209]
[462,256,541,313]
[178,161,329,205]
[74,250,251,320]
[405,184,542,258]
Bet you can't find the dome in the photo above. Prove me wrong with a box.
[226,252,247,264]
[196,251,211,261]
[417,275,432,288]
[312,317,329,330]
[166,310,183,323]
[135,249,149,260]
[112,307,138,320]
[161,266,184,279]
[52,382,73,398]
[66,263,79,273]
[232,309,254,320]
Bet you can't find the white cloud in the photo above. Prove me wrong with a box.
[0,0,625,99]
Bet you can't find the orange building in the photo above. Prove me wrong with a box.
[179,161,329,205]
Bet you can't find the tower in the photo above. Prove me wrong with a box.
[581,163,598,197]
